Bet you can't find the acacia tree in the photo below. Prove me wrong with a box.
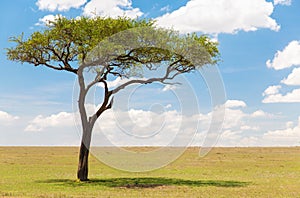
[7,16,219,181]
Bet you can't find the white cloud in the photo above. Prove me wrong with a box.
[128,109,153,127]
[263,85,282,96]
[162,84,177,92]
[11,98,294,146]
[262,116,300,146]
[0,111,19,125]
[281,67,300,85]
[262,84,300,104]
[212,100,285,146]
[263,88,300,103]
[216,115,300,146]
[222,108,245,129]
[286,121,294,128]
[221,102,267,131]
[35,14,61,26]
[94,108,185,146]
[160,5,171,12]
[156,0,280,34]
[83,0,143,18]
[274,0,292,6]
[98,77,147,89]
[266,40,300,70]
[165,104,172,109]
[25,112,74,132]
[251,110,271,118]
[91,99,277,147]
[263,41,300,103]
[106,77,128,88]
[36,0,87,11]
[225,100,247,108]
[240,125,259,131]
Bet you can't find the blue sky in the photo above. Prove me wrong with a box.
[0,0,300,146]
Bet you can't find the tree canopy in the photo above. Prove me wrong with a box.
[7,16,219,77]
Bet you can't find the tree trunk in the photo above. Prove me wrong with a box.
[76,68,110,181]
[77,126,92,181]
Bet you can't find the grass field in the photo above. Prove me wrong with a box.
[0,147,299,197]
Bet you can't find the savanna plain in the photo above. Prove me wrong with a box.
[0,147,299,197]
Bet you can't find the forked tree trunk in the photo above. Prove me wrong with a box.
[77,126,93,181]
[76,68,111,181]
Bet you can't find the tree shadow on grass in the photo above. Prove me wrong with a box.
[36,177,250,189]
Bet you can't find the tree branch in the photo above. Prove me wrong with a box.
[111,57,187,94]
[44,45,78,74]
[112,76,175,94]
[95,80,113,118]
[77,67,89,131]
[42,62,77,74]
[85,66,107,92]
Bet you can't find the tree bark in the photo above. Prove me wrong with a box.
[76,67,91,181]
[77,126,92,181]
[77,142,89,181]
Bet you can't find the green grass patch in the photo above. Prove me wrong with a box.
[36,177,249,188]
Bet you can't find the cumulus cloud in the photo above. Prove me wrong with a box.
[263,88,300,103]
[262,116,300,146]
[222,106,246,129]
[286,121,294,128]
[281,67,300,85]
[266,40,300,70]
[94,108,185,146]
[264,41,300,103]
[18,98,293,146]
[36,0,87,11]
[98,77,147,89]
[274,0,292,6]
[0,111,19,125]
[220,101,268,132]
[251,110,273,118]
[94,104,202,146]
[25,112,74,132]
[91,99,278,146]
[128,109,154,127]
[165,104,172,109]
[240,125,259,131]
[162,84,177,92]
[225,100,247,108]
[83,0,143,18]
[35,14,62,26]
[263,85,282,96]
[160,5,171,12]
[251,110,265,118]
[208,100,279,146]
[215,112,300,146]
[156,0,280,34]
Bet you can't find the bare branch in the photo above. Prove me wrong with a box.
[112,77,169,94]
[44,45,78,74]
[110,57,184,94]
[44,63,63,70]
[42,62,77,74]
[95,80,113,118]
